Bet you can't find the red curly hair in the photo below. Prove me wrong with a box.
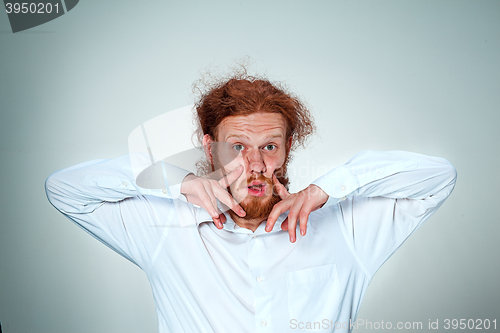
[194,75,315,152]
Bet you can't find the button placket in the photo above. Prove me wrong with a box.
[248,235,273,331]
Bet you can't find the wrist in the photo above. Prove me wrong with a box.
[183,173,197,182]
[180,173,196,193]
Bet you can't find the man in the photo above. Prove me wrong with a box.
[45,75,457,332]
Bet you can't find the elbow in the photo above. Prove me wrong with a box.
[439,159,458,194]
[45,171,68,213]
[444,159,458,184]
[45,172,59,208]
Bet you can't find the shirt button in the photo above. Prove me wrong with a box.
[162,189,168,194]
[252,235,257,238]
[122,181,128,186]
[340,184,346,191]
[256,276,263,283]
[261,320,267,327]
[378,170,384,175]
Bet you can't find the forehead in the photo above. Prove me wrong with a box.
[217,113,287,141]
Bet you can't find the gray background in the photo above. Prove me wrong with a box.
[1,0,499,332]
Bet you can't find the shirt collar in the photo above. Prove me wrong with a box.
[195,208,288,235]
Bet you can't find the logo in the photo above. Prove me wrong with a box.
[3,0,79,33]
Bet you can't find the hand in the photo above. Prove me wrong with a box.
[265,174,329,243]
[180,166,246,229]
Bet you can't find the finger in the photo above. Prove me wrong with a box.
[205,184,222,215]
[272,174,290,200]
[265,198,293,232]
[287,196,305,243]
[218,165,243,188]
[299,212,309,236]
[212,185,246,217]
[212,215,223,229]
[184,186,222,229]
[281,217,288,231]
[203,185,231,229]
[198,185,220,219]
[296,192,317,236]
[213,212,226,229]
[298,201,316,236]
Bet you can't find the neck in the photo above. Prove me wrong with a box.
[228,211,267,232]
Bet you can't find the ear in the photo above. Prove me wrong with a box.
[286,136,293,155]
[202,134,214,164]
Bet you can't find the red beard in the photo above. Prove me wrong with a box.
[227,163,289,222]
[209,145,290,222]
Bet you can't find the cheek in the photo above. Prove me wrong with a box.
[215,151,245,177]
[216,147,244,169]
[264,154,286,173]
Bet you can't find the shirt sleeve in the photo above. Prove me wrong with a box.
[312,150,457,277]
[45,152,193,269]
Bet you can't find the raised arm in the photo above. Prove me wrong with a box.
[314,150,457,276]
[45,153,191,268]
[46,152,247,266]
[266,150,457,247]
[45,153,189,214]
[313,150,457,205]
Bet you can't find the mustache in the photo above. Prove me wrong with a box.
[236,173,274,191]
[246,174,272,185]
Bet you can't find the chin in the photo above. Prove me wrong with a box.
[237,193,281,220]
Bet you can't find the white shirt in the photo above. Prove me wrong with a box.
[45,150,457,333]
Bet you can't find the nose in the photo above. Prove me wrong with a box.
[246,149,266,174]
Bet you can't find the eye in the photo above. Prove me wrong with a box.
[264,144,277,151]
[233,144,244,151]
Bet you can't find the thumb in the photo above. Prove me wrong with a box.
[273,174,290,200]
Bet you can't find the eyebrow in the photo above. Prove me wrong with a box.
[225,133,283,141]
[226,134,250,140]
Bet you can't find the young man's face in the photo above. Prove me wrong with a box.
[208,112,290,220]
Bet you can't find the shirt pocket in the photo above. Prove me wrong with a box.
[286,264,341,330]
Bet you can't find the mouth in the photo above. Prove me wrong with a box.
[247,182,267,197]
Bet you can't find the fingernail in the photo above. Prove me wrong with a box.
[300,230,305,236]
[290,235,295,242]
